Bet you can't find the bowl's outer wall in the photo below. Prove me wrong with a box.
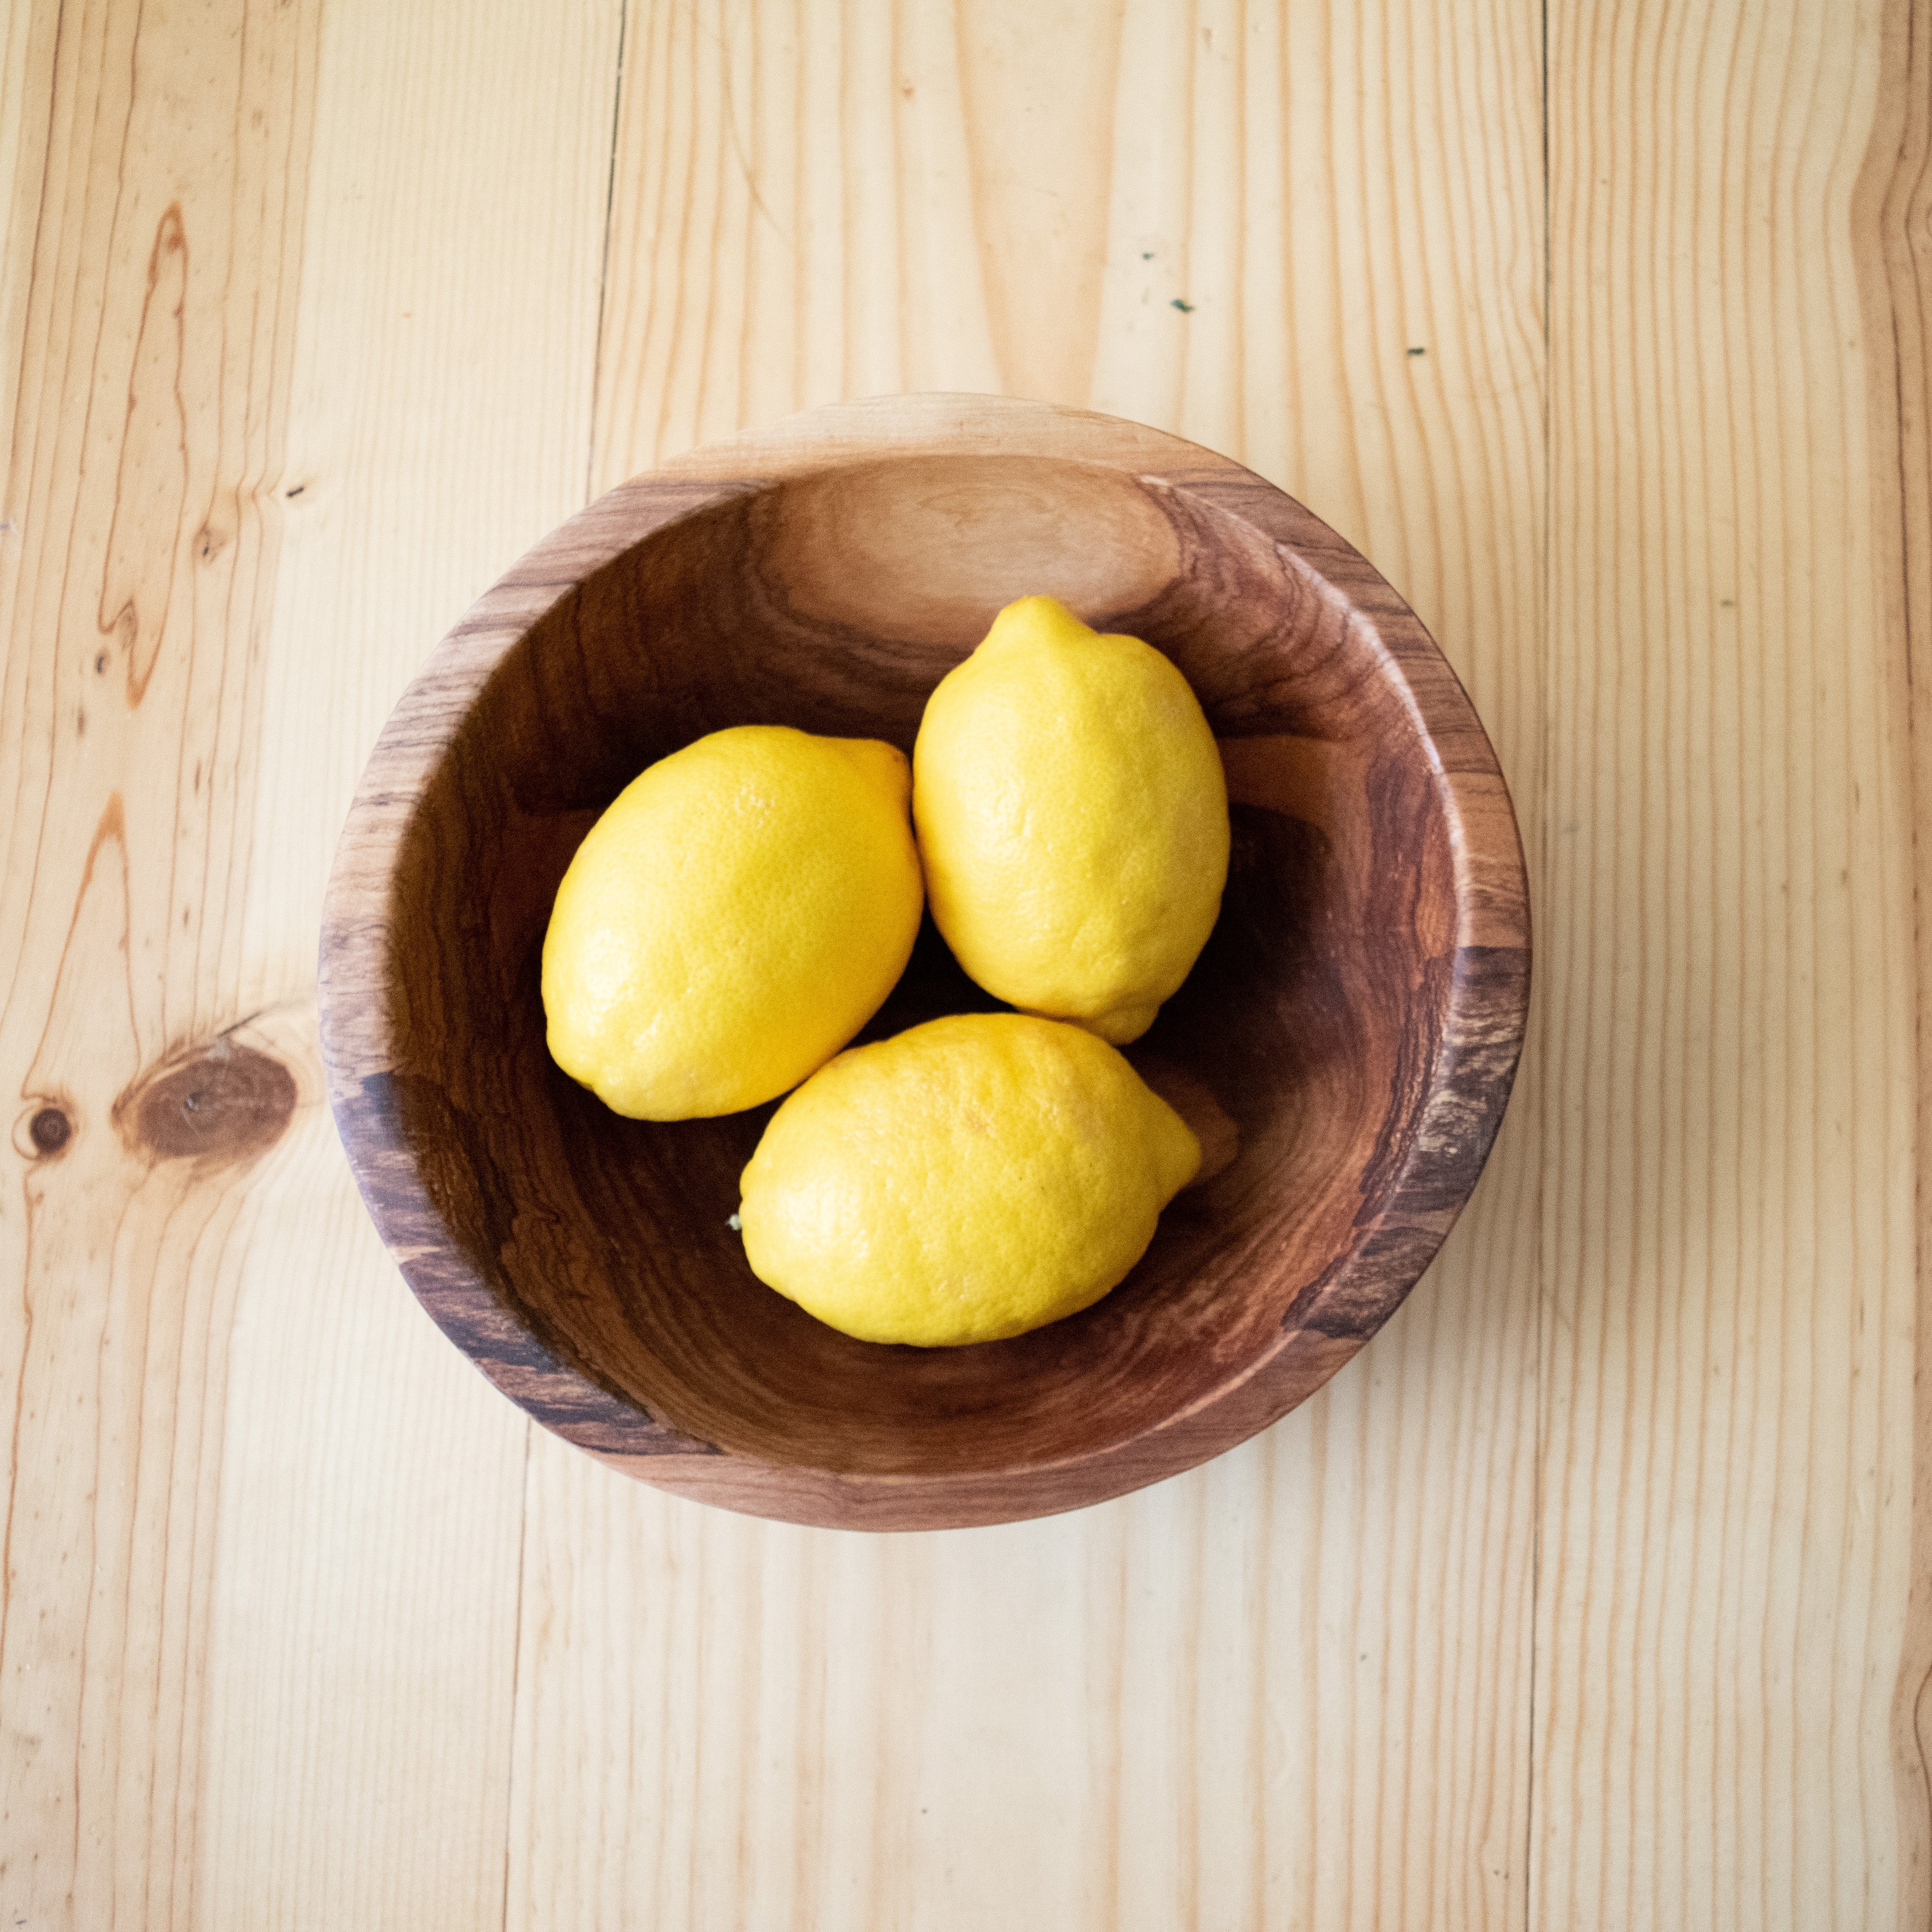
[318,396,1530,1531]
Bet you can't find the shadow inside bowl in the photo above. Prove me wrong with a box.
[379,453,1458,1476]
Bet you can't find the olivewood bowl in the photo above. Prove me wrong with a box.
[318,394,1530,1532]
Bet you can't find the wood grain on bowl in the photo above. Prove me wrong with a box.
[318,394,1530,1531]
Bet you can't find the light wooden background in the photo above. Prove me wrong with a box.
[0,0,1926,1927]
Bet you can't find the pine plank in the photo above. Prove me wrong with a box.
[0,1,619,1927]
[189,2,623,1926]
[1536,4,1921,1928]
[512,3,1547,1928]
[1854,6,1932,1923]
[0,4,326,1921]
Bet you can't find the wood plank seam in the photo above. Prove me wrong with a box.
[1854,0,1932,1926]
[587,0,632,508]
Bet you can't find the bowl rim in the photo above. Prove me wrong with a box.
[317,393,1531,1531]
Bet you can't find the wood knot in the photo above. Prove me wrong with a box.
[117,1039,296,1166]
[29,1107,71,1155]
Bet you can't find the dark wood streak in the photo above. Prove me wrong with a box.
[317,396,1531,1531]
[329,1068,724,1458]
[97,204,190,710]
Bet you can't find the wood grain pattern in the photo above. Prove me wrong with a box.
[518,1,1549,1926]
[0,4,322,1919]
[318,395,1531,1528]
[7,0,1923,1924]
[1857,7,1932,1923]
[189,4,625,1926]
[0,2,624,1927]
[1536,4,1924,1929]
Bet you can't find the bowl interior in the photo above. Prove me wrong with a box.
[380,453,1455,1476]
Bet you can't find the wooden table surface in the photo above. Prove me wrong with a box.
[2,2,1927,1927]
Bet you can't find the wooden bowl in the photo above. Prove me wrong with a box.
[319,395,1529,1531]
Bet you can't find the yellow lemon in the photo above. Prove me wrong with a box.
[542,724,922,1120]
[738,1012,1200,1346]
[912,595,1229,1044]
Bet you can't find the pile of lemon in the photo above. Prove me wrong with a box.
[542,596,1229,1347]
